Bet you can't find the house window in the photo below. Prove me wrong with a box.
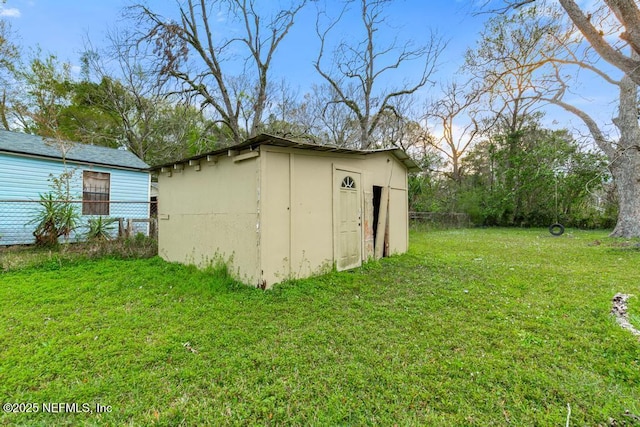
[341,176,356,189]
[83,171,110,215]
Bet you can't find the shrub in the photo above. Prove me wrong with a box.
[30,193,80,247]
[85,217,117,241]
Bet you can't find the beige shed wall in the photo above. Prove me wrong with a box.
[157,155,261,284]
[260,151,291,283]
[259,147,409,287]
[260,148,341,285]
[361,152,409,190]
[388,188,409,254]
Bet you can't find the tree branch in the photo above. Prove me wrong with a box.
[557,0,640,84]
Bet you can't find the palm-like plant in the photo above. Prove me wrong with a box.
[30,193,80,246]
[85,216,117,241]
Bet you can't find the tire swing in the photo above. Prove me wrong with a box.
[549,171,564,236]
[549,222,565,236]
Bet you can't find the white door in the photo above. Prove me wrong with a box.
[335,170,362,271]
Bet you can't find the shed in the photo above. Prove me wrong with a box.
[0,130,150,245]
[154,134,419,288]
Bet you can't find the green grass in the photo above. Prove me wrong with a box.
[1,228,639,426]
[0,236,157,273]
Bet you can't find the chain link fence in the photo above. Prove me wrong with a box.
[409,212,472,230]
[0,200,157,246]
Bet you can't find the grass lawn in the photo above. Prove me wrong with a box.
[1,228,639,426]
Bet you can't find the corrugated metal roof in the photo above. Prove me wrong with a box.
[152,133,421,172]
[0,129,149,170]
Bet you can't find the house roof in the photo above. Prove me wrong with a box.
[0,129,149,170]
[153,134,421,172]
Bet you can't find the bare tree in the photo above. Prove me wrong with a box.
[259,79,318,141]
[370,94,429,152]
[130,0,307,144]
[465,6,565,133]
[425,81,482,183]
[311,83,361,146]
[314,0,444,149]
[492,0,640,86]
[260,81,363,145]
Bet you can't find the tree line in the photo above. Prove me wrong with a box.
[0,0,638,236]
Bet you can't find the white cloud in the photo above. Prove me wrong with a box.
[0,8,21,18]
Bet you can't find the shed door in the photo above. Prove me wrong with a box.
[334,170,362,271]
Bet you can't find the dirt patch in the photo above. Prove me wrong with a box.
[611,293,640,340]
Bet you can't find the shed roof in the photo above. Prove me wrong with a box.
[153,134,421,172]
[0,129,149,170]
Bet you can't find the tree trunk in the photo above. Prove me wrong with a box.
[610,154,640,237]
[359,119,370,149]
[610,73,640,237]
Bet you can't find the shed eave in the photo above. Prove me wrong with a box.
[151,133,421,173]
